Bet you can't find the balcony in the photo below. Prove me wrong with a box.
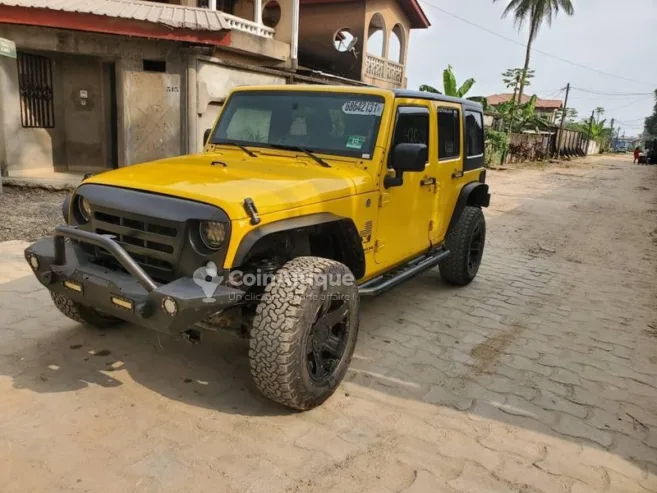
[364,53,404,86]
[222,13,275,39]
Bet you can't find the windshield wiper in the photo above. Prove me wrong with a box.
[213,141,257,158]
[264,144,331,168]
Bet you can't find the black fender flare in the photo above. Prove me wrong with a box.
[232,213,366,278]
[447,182,490,234]
[61,193,71,223]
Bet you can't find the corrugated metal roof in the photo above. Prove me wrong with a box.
[487,93,564,110]
[0,0,228,31]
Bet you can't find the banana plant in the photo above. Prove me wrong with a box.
[492,95,550,132]
[420,65,476,98]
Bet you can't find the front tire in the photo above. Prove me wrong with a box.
[249,257,359,410]
[439,206,486,286]
[50,292,124,329]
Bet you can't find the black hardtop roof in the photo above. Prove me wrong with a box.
[394,89,483,111]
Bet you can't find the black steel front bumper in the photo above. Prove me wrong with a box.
[24,226,244,335]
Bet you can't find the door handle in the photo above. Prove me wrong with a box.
[420,177,436,187]
[452,170,464,179]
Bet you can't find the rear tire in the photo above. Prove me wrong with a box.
[50,292,124,329]
[249,256,359,410]
[439,206,486,286]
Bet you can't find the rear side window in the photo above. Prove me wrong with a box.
[438,108,460,160]
[465,110,484,157]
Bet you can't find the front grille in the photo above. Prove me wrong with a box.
[84,209,181,283]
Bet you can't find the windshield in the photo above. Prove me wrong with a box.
[210,91,385,159]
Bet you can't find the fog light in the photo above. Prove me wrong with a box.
[28,255,40,270]
[64,280,83,293]
[111,296,133,311]
[162,297,178,316]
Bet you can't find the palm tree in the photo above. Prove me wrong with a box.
[494,0,574,104]
[594,106,605,123]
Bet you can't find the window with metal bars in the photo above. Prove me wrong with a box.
[17,52,55,129]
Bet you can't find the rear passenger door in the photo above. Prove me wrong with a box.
[432,104,462,243]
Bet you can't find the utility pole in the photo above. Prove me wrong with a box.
[556,83,570,157]
[609,118,615,152]
[585,110,595,155]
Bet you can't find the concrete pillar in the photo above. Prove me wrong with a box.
[0,54,15,185]
[186,54,198,154]
[254,0,263,25]
[290,0,299,68]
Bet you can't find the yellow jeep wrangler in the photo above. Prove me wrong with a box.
[25,85,490,410]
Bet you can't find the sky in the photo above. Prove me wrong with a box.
[402,0,657,137]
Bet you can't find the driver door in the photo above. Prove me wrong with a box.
[373,100,436,268]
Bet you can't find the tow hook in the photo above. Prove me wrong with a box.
[181,329,202,344]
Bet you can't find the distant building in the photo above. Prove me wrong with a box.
[486,93,564,124]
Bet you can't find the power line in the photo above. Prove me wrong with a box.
[570,87,653,96]
[568,94,653,101]
[617,120,645,125]
[614,115,648,122]
[418,1,657,87]
[544,87,566,98]
[607,96,653,112]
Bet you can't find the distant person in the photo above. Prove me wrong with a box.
[633,146,641,164]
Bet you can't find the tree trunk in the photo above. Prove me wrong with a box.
[517,26,535,105]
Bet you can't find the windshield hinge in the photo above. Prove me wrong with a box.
[243,197,261,225]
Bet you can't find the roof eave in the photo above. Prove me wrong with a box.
[0,5,231,46]
[406,0,430,29]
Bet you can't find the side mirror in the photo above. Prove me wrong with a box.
[203,128,211,145]
[385,143,427,188]
[392,143,428,172]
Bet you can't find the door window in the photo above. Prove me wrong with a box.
[389,106,429,168]
[437,108,460,160]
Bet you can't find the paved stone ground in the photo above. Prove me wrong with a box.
[0,156,656,492]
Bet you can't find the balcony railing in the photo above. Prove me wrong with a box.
[222,13,275,39]
[365,54,404,85]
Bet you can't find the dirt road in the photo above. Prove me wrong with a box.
[0,155,656,492]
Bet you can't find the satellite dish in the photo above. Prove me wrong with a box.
[334,29,355,53]
[346,36,358,53]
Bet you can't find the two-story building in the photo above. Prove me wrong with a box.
[0,0,429,179]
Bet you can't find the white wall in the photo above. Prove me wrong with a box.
[194,59,286,151]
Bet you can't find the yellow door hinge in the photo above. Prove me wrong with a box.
[374,240,385,252]
[379,193,390,208]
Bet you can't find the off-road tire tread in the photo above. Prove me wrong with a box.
[249,256,359,410]
[439,206,485,286]
[50,292,123,329]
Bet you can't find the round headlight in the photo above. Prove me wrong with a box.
[199,221,227,249]
[78,196,92,222]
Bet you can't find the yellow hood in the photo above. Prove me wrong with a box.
[84,153,374,220]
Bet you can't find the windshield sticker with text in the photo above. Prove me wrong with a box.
[345,135,366,149]
[342,101,384,116]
